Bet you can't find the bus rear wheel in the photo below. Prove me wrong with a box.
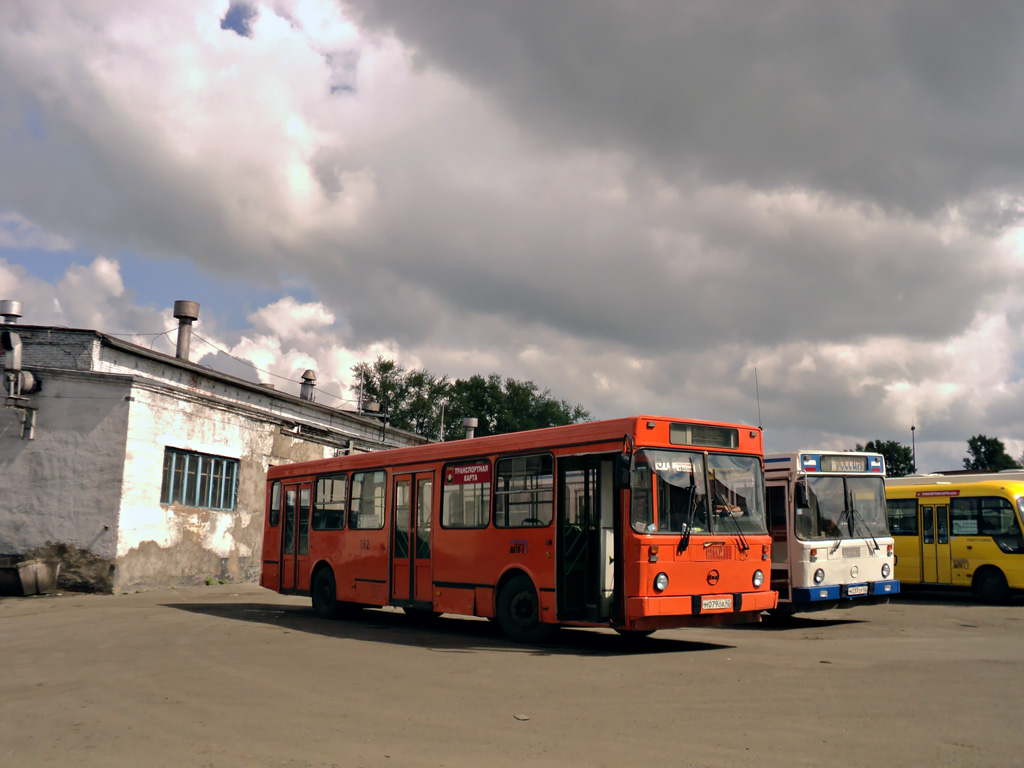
[311,568,338,619]
[975,568,1009,605]
[496,575,553,643]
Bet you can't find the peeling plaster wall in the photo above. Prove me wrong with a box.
[115,385,330,591]
[4,325,427,592]
[0,372,129,571]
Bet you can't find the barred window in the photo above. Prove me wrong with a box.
[494,454,553,528]
[314,474,347,530]
[161,448,238,510]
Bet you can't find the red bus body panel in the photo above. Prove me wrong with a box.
[262,415,776,631]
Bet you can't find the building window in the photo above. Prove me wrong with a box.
[161,448,238,510]
[494,454,553,527]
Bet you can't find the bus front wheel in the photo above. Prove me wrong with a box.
[974,568,1009,605]
[311,568,338,619]
[496,575,553,643]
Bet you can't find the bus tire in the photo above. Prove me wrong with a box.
[496,574,553,643]
[974,568,1009,605]
[311,567,338,619]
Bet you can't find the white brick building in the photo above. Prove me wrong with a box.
[0,301,425,592]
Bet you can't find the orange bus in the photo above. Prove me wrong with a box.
[261,415,777,641]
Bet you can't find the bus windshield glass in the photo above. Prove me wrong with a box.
[797,475,888,541]
[708,454,767,535]
[630,450,707,534]
[630,450,766,535]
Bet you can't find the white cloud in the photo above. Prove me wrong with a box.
[3,2,1024,474]
[0,213,73,251]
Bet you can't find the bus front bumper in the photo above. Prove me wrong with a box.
[625,590,777,629]
[793,579,900,606]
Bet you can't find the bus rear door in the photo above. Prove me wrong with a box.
[280,482,312,592]
[920,501,952,584]
[391,472,434,606]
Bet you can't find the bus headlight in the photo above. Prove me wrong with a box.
[882,563,891,578]
[654,572,669,592]
[752,569,764,588]
[813,568,825,585]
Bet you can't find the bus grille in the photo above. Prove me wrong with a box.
[842,547,863,558]
[704,544,733,561]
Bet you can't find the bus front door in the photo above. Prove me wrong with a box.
[920,502,952,585]
[391,473,434,606]
[280,482,312,593]
[558,457,614,623]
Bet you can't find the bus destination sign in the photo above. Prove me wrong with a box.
[446,463,491,485]
[818,455,868,473]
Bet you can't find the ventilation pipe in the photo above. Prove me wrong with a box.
[300,370,317,401]
[463,417,478,439]
[0,300,22,325]
[172,300,200,361]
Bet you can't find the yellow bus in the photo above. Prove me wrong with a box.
[885,473,1024,603]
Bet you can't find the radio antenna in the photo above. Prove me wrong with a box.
[754,367,762,430]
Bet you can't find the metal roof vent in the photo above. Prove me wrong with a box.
[0,300,23,325]
[463,417,478,439]
[300,370,317,401]
[172,300,200,361]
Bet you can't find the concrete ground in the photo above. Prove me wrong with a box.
[2,585,1022,768]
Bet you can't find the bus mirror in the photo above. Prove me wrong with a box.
[614,454,632,490]
[794,481,808,508]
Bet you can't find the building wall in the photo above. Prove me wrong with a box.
[0,371,130,579]
[115,382,330,590]
[2,324,426,593]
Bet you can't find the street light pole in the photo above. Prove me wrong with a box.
[911,424,916,472]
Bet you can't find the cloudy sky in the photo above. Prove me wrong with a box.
[3,0,1024,472]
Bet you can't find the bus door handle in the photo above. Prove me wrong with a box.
[966,545,972,550]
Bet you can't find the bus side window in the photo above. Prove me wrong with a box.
[268,481,281,527]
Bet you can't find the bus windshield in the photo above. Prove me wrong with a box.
[708,453,767,535]
[630,450,766,535]
[796,475,888,541]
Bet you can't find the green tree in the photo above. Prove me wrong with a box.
[963,435,1022,471]
[442,374,590,441]
[350,360,590,441]
[350,357,450,437]
[854,440,916,477]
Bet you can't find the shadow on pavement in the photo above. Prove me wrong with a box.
[163,600,736,657]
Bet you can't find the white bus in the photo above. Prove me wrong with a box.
[764,451,899,614]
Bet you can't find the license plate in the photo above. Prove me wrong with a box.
[847,585,868,596]
[701,596,733,611]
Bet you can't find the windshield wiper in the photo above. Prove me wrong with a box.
[848,507,880,551]
[678,468,698,554]
[714,492,750,551]
[829,508,850,554]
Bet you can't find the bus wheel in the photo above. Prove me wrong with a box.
[311,568,338,619]
[975,568,1009,605]
[497,575,553,643]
